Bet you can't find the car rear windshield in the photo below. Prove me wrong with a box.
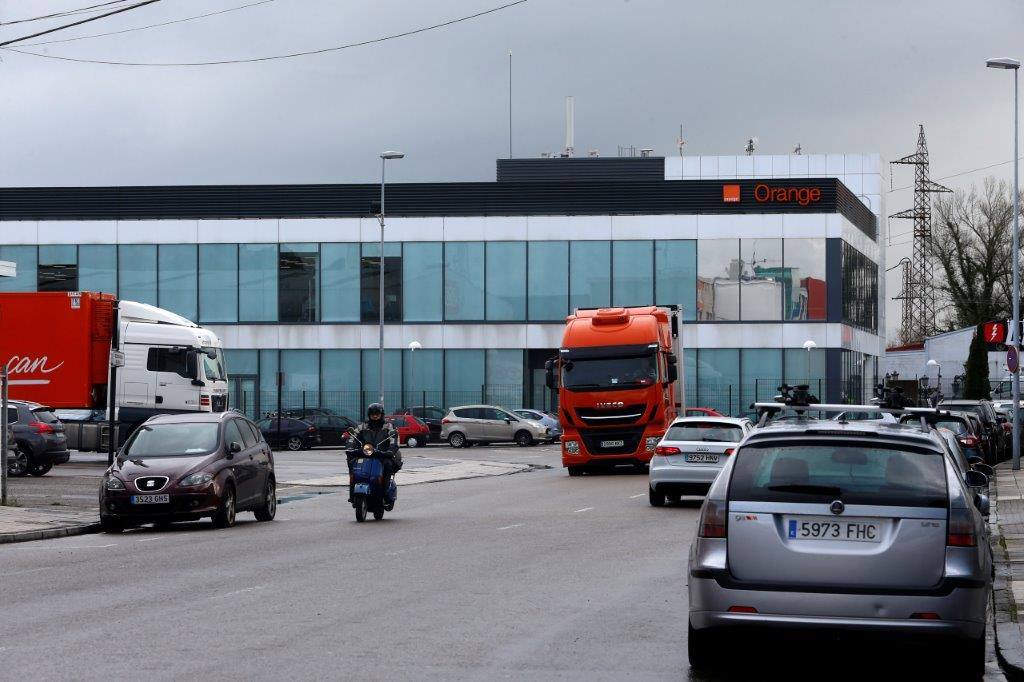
[666,422,743,443]
[729,441,947,507]
[31,409,60,424]
[125,423,220,456]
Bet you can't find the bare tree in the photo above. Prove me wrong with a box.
[930,178,1018,330]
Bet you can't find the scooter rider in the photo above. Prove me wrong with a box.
[347,403,401,501]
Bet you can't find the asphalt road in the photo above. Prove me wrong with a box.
[0,445,1008,680]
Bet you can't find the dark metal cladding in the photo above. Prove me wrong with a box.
[496,157,666,182]
[0,178,876,240]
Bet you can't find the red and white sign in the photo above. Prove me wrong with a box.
[722,184,741,203]
[983,320,1008,345]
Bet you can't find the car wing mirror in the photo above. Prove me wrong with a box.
[964,470,988,488]
[227,441,242,457]
[974,492,990,517]
[972,462,995,477]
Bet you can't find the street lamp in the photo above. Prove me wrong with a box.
[802,339,817,390]
[987,57,1020,468]
[927,359,942,405]
[377,151,405,409]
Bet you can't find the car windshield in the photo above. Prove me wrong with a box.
[562,354,658,390]
[666,422,743,443]
[730,442,947,507]
[202,347,226,382]
[125,423,220,457]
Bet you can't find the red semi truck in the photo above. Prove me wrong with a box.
[0,292,229,449]
[547,306,682,475]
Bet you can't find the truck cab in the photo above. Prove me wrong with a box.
[549,306,681,474]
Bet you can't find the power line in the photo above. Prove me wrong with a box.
[0,1,132,26]
[15,0,277,48]
[1,0,530,66]
[887,156,1024,193]
[0,0,161,48]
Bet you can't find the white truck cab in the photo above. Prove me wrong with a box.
[113,301,229,428]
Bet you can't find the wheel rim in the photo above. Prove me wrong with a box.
[451,433,464,447]
[407,437,418,448]
[9,452,27,475]
[266,482,276,516]
[287,437,302,451]
[225,492,235,525]
[517,432,530,446]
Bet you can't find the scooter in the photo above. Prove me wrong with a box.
[347,438,398,522]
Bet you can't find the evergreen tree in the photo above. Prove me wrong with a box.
[962,326,991,400]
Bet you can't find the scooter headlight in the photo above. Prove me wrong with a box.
[363,443,374,455]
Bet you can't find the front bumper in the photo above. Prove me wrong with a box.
[100,488,221,523]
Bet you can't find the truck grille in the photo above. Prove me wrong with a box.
[575,404,646,426]
[579,427,645,455]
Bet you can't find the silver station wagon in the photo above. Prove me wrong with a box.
[687,406,992,676]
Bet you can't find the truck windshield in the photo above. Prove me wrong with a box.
[562,354,657,390]
[125,423,220,457]
[202,347,226,382]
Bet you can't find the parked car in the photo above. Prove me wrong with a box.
[940,399,1006,463]
[304,414,358,447]
[5,400,70,477]
[99,412,276,532]
[899,410,985,462]
[513,409,562,442]
[256,417,321,451]
[55,408,106,452]
[385,414,431,447]
[648,417,753,501]
[395,406,447,442]
[688,416,991,676]
[684,407,724,418]
[440,405,549,448]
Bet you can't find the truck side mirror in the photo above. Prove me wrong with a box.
[545,359,557,390]
[666,365,678,383]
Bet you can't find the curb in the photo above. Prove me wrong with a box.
[990,480,1024,679]
[0,521,101,545]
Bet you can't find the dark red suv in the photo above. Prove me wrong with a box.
[99,412,276,532]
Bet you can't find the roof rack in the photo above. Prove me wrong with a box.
[750,402,945,434]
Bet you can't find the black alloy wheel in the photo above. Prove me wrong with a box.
[254,478,277,522]
[29,462,53,477]
[213,485,237,528]
[7,449,29,477]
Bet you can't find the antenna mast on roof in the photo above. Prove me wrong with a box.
[563,96,575,157]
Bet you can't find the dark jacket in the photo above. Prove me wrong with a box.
[350,420,401,470]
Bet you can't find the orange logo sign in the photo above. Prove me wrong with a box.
[722,184,741,203]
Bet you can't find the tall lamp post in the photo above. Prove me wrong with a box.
[802,339,817,396]
[987,57,1020,469]
[378,151,405,408]
[927,359,942,406]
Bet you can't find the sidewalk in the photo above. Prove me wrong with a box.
[990,462,1024,677]
[0,505,100,544]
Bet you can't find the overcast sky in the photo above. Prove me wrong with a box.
[1,0,1022,340]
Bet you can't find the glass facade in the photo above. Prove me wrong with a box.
[158,244,198,321]
[0,238,840,325]
[843,242,878,332]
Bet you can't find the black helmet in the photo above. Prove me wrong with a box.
[367,403,385,420]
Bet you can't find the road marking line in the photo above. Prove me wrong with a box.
[573,507,594,513]
[213,585,267,599]
[8,543,117,550]
[629,493,645,499]
[136,537,163,542]
[497,524,523,530]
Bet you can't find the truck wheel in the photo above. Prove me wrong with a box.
[448,432,466,449]
[7,450,29,477]
[567,466,584,477]
[514,430,533,447]
[29,462,53,476]
[649,486,666,507]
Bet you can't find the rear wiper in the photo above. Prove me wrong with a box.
[766,484,841,495]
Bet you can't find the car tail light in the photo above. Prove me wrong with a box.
[698,498,727,538]
[962,436,979,448]
[910,612,941,620]
[724,448,735,455]
[655,445,680,455]
[947,506,976,547]
[200,395,211,407]
[441,418,452,424]
[29,421,55,434]
[307,425,316,432]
